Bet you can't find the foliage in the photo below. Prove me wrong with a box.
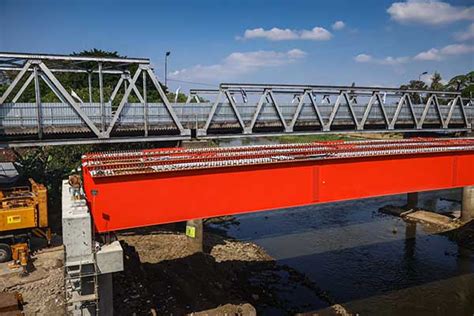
[430,72,444,91]
[400,80,427,103]
[399,70,473,102]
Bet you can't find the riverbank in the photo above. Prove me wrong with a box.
[113,224,348,315]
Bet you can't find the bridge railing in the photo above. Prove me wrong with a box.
[0,52,472,147]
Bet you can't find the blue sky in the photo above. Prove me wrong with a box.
[1,0,473,91]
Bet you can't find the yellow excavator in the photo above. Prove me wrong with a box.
[0,162,51,273]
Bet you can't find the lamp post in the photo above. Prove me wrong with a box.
[165,51,171,87]
[418,71,428,82]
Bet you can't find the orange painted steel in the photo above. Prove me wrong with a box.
[82,138,474,233]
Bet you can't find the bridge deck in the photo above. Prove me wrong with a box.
[82,138,474,232]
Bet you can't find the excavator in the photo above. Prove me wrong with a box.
[0,162,51,274]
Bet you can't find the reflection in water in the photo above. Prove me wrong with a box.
[222,191,474,315]
[404,221,417,260]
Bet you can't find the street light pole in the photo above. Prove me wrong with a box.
[418,71,428,82]
[165,51,171,87]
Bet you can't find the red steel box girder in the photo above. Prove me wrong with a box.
[81,138,474,232]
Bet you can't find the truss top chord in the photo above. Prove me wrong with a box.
[0,52,150,64]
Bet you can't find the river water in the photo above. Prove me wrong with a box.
[216,138,474,315]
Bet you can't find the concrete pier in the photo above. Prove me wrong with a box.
[186,219,204,253]
[407,192,419,209]
[461,186,474,222]
[62,180,123,315]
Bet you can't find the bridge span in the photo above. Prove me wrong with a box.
[1,52,472,147]
[81,137,474,232]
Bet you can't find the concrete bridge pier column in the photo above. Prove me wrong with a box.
[186,219,203,253]
[407,192,419,210]
[461,186,474,222]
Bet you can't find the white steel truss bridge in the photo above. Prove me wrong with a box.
[0,52,472,147]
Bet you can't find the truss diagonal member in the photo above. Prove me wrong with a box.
[324,93,343,131]
[105,68,142,136]
[12,72,34,103]
[40,73,68,104]
[199,91,223,136]
[267,90,289,132]
[224,89,247,132]
[359,93,376,130]
[38,62,103,137]
[248,89,269,133]
[458,97,471,129]
[446,96,470,129]
[145,67,188,135]
[342,92,361,130]
[389,93,418,130]
[418,95,433,129]
[288,90,308,132]
[418,95,445,129]
[0,60,32,104]
[127,76,145,104]
[406,94,419,128]
[185,94,193,105]
[432,95,445,127]
[375,93,390,127]
[309,92,326,128]
[109,75,125,103]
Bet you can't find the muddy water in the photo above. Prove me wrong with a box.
[216,139,474,315]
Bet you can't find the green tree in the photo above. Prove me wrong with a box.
[446,71,473,98]
[0,49,175,105]
[430,72,444,91]
[400,80,427,104]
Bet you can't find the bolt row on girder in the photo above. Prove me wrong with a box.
[82,138,474,177]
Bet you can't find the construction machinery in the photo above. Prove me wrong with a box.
[0,162,51,272]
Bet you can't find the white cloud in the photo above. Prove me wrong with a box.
[241,26,332,41]
[358,43,474,66]
[455,23,474,41]
[332,21,345,30]
[243,28,298,41]
[414,48,442,61]
[286,48,307,59]
[440,43,474,55]
[415,44,474,61]
[354,54,372,63]
[300,27,332,40]
[387,0,474,25]
[170,49,307,81]
[354,53,409,65]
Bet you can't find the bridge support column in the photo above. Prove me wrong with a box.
[186,219,203,253]
[407,192,419,209]
[461,186,474,222]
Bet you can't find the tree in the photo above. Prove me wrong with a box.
[400,80,427,104]
[430,72,444,91]
[0,49,173,105]
[446,71,473,98]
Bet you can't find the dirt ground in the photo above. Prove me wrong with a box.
[113,224,347,315]
[0,224,347,316]
[0,245,65,315]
